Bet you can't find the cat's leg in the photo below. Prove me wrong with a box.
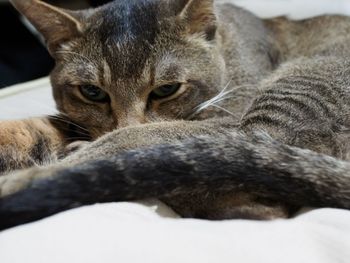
[0,117,77,175]
[63,118,239,165]
[0,118,236,195]
[0,118,289,225]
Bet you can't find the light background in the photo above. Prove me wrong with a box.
[222,0,350,18]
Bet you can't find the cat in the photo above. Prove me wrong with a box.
[0,0,350,230]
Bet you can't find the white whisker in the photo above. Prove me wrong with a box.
[49,115,90,135]
[211,95,237,105]
[210,104,236,117]
[187,81,254,119]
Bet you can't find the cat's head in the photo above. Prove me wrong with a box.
[11,0,227,138]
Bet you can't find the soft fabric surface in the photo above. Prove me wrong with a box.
[0,77,55,119]
[223,0,350,18]
[1,1,350,262]
[1,202,349,263]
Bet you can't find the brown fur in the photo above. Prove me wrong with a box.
[0,118,64,174]
[1,0,350,223]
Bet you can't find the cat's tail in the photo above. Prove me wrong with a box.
[0,131,349,230]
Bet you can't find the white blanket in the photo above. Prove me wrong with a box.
[1,1,350,262]
[1,202,349,263]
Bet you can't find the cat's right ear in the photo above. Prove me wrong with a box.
[10,0,83,56]
[172,0,217,41]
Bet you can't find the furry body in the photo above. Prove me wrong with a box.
[0,0,350,229]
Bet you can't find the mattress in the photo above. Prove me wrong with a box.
[1,1,350,262]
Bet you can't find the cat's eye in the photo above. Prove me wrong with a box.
[151,83,182,99]
[79,85,110,103]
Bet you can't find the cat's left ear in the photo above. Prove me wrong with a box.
[10,0,84,56]
[175,0,217,41]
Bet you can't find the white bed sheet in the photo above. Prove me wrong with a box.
[1,202,350,263]
[1,1,350,262]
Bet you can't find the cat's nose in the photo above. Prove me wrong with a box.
[112,99,148,128]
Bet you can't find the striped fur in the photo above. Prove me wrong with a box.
[1,0,350,229]
[0,131,350,230]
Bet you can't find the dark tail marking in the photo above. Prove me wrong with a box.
[1,132,350,230]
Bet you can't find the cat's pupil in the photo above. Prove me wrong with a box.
[79,85,109,103]
[151,83,181,99]
[84,86,100,96]
[160,85,175,93]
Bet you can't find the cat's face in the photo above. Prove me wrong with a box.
[12,0,226,138]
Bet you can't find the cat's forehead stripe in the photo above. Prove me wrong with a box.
[91,0,161,79]
[102,60,112,87]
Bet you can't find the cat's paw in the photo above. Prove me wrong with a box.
[0,167,39,198]
[0,118,64,175]
[0,166,58,198]
[0,120,36,173]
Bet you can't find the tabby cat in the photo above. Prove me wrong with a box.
[0,0,350,230]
